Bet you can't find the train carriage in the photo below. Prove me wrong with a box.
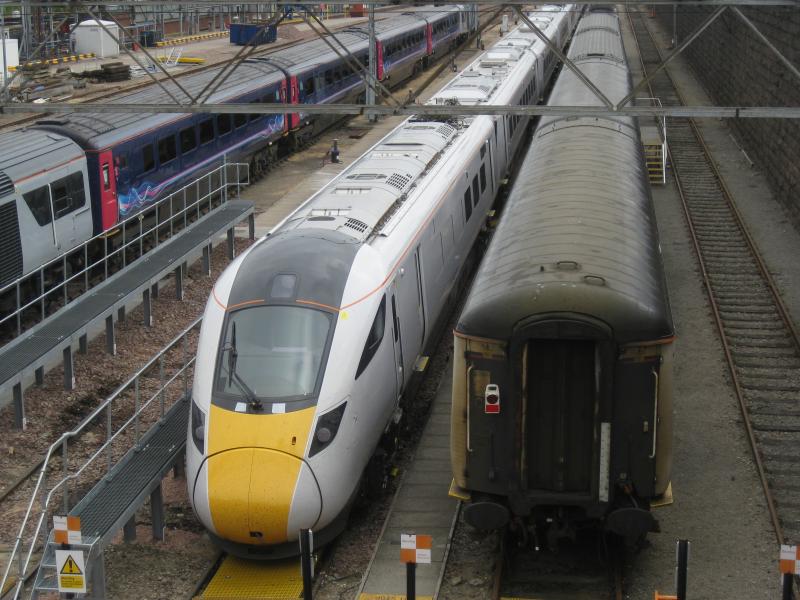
[187,5,576,559]
[450,7,675,546]
[0,130,91,287]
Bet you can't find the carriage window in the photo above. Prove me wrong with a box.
[158,135,177,164]
[199,119,215,144]
[472,175,480,207]
[142,144,155,172]
[50,177,71,218]
[102,164,111,190]
[23,185,52,226]
[305,77,315,95]
[180,126,196,154]
[218,114,232,136]
[68,172,86,210]
[463,188,472,221]
[356,295,386,379]
[234,113,247,129]
[480,164,487,192]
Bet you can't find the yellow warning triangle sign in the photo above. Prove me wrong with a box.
[60,555,83,575]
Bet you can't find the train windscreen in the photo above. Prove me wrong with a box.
[214,305,332,403]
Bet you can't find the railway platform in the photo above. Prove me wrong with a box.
[356,368,459,600]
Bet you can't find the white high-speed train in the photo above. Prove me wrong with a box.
[187,5,579,559]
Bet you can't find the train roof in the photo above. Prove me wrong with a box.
[275,13,559,243]
[457,11,674,344]
[30,10,448,149]
[0,129,83,197]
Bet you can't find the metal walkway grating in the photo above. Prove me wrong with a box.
[71,397,189,541]
[0,200,253,391]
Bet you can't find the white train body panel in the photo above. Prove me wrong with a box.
[188,5,578,558]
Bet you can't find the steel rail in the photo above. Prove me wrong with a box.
[626,8,792,546]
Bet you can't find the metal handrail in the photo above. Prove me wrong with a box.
[0,162,248,339]
[0,316,203,599]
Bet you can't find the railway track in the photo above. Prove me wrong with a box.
[629,10,800,545]
[491,532,624,600]
[0,13,398,132]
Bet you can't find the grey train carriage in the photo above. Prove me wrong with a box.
[449,7,675,546]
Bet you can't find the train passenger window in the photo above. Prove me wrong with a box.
[218,114,232,136]
[199,119,214,145]
[472,175,480,207]
[158,135,177,164]
[356,295,386,379]
[305,77,315,96]
[180,126,196,155]
[142,145,155,172]
[68,172,86,210]
[233,114,247,129]
[49,172,86,219]
[51,177,71,219]
[23,186,52,226]
[480,164,487,193]
[463,188,472,221]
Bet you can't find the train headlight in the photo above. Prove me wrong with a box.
[309,402,347,457]
[191,399,206,453]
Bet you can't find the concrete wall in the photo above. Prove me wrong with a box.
[657,6,800,224]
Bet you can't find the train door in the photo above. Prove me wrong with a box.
[50,176,77,251]
[485,139,495,194]
[524,338,598,496]
[425,23,432,54]
[394,248,425,387]
[289,75,300,129]
[98,150,118,231]
[612,355,661,498]
[389,286,404,397]
[376,41,384,80]
[493,119,507,183]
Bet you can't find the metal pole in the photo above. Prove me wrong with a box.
[406,562,416,600]
[782,573,793,600]
[367,2,376,122]
[302,10,400,107]
[299,529,313,600]
[0,14,8,101]
[676,539,689,600]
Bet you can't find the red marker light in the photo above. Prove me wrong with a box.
[485,384,500,414]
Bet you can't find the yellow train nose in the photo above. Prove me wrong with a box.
[208,448,322,545]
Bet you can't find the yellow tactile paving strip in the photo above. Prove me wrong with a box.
[200,556,302,599]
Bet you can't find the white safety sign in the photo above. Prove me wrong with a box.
[56,549,86,594]
[400,534,432,564]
